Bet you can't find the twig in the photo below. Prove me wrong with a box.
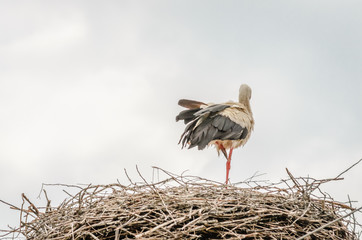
[335,158,362,179]
[0,199,21,211]
[296,206,362,240]
[21,194,39,216]
[43,189,51,213]
[123,168,134,185]
[348,195,357,234]
[136,165,174,221]
[134,216,185,239]
[71,222,75,240]
[285,168,305,196]
[114,228,119,240]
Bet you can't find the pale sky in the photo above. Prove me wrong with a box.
[1,0,361,234]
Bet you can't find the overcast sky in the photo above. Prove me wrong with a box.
[1,0,362,233]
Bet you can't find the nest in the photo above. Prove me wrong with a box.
[1,166,361,240]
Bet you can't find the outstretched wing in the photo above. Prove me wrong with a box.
[176,104,248,150]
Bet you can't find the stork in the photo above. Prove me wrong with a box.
[176,84,254,184]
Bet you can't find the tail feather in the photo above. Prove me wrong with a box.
[178,99,206,109]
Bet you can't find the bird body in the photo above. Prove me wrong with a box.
[176,84,254,184]
[212,102,253,145]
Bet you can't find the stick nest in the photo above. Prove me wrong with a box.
[1,167,361,240]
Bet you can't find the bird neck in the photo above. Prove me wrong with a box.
[239,98,252,115]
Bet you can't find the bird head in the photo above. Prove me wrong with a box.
[239,84,252,103]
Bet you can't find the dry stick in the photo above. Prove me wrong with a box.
[84,231,100,240]
[37,183,45,199]
[50,217,108,240]
[296,206,362,240]
[23,201,29,238]
[17,198,25,240]
[307,177,344,196]
[313,198,354,210]
[285,168,303,194]
[124,168,135,185]
[71,222,75,240]
[134,216,185,239]
[181,209,205,230]
[114,228,119,240]
[43,189,51,213]
[235,171,267,185]
[22,193,40,216]
[335,158,362,179]
[152,166,184,186]
[63,190,75,198]
[0,200,23,238]
[42,183,84,189]
[135,165,175,221]
[348,195,357,234]
[152,167,161,184]
[291,201,312,225]
[153,166,224,187]
[78,187,87,213]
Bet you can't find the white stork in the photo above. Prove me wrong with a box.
[176,84,254,184]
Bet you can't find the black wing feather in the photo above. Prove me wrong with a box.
[194,104,229,116]
[176,104,248,150]
[176,108,200,124]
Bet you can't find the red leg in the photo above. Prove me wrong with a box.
[225,148,234,184]
[216,142,228,159]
